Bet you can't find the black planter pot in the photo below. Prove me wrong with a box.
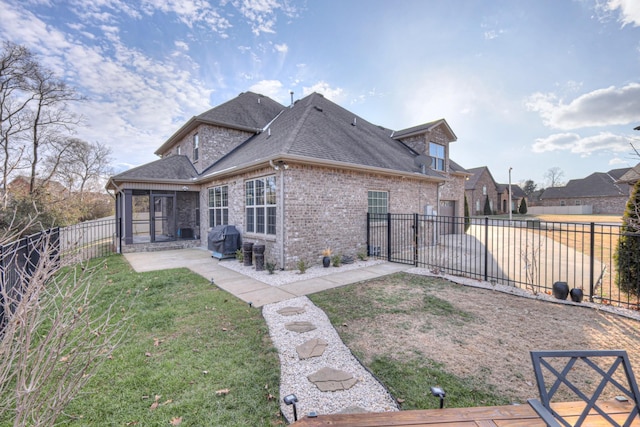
[322,256,331,268]
[552,281,569,300]
[570,288,584,302]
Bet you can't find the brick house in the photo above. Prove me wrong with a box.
[106,91,468,269]
[465,166,500,215]
[538,168,630,214]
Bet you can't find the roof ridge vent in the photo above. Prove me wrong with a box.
[314,106,323,112]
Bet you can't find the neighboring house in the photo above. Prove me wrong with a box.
[538,168,631,214]
[465,166,500,215]
[106,91,469,269]
[8,175,67,197]
[617,162,640,196]
[496,183,526,213]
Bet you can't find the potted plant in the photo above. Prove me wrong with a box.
[321,248,332,268]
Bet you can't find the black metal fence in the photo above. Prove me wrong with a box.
[1,218,117,332]
[367,213,639,310]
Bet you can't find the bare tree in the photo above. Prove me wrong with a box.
[25,66,82,195]
[52,139,113,199]
[0,41,83,200]
[0,230,130,426]
[0,42,37,207]
[521,179,538,196]
[544,166,565,187]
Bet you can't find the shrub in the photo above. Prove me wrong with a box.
[518,198,528,214]
[463,194,471,232]
[483,195,492,215]
[235,249,243,262]
[266,261,276,274]
[297,259,309,274]
[331,254,342,267]
[357,251,368,261]
[615,179,640,296]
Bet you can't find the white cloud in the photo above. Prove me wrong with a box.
[274,43,288,53]
[174,40,189,51]
[0,0,213,165]
[302,81,345,103]
[232,0,298,35]
[249,80,286,102]
[525,83,640,130]
[531,132,632,154]
[607,0,640,27]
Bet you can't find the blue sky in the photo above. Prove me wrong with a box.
[2,0,640,187]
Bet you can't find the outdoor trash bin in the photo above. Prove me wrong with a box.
[208,225,241,259]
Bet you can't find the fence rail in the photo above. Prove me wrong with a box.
[367,213,639,310]
[1,218,117,332]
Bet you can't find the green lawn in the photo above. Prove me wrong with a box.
[15,255,282,427]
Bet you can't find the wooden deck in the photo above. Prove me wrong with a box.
[291,399,639,426]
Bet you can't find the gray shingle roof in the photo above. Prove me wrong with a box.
[196,91,285,131]
[464,166,495,190]
[112,155,198,181]
[154,92,285,155]
[203,92,449,178]
[541,169,629,199]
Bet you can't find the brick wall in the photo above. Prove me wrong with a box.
[164,124,255,174]
[197,163,441,270]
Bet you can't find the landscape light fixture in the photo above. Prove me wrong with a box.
[283,393,299,421]
[430,386,446,409]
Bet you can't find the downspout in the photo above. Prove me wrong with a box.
[279,168,285,269]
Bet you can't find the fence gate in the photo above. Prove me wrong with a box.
[366,213,418,265]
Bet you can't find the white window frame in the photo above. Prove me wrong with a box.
[429,142,445,171]
[208,185,228,227]
[368,190,388,221]
[245,176,276,235]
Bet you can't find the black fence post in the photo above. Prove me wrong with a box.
[589,222,595,302]
[366,213,370,257]
[484,216,489,282]
[413,213,419,267]
[386,213,392,262]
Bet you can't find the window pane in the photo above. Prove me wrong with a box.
[215,210,221,226]
[221,186,228,207]
[209,209,215,228]
[256,207,265,233]
[208,188,215,207]
[368,191,388,216]
[223,209,228,225]
[246,207,254,232]
[214,187,222,207]
[246,181,254,205]
[267,206,276,234]
[266,176,276,205]
[256,179,265,205]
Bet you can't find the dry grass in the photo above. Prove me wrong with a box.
[312,272,640,405]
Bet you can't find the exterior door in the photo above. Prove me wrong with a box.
[151,195,175,242]
[439,200,456,234]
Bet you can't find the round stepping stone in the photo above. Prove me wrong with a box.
[277,306,306,316]
[285,321,316,333]
[296,338,328,359]
[307,367,358,392]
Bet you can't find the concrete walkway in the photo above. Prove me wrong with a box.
[123,247,409,306]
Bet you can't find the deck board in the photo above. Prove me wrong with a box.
[291,400,639,426]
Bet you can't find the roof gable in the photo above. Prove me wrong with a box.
[541,170,628,199]
[154,92,284,155]
[393,119,457,142]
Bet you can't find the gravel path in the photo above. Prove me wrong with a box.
[220,260,399,422]
[263,296,399,423]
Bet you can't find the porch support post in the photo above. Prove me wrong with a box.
[124,189,133,244]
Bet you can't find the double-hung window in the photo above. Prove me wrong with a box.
[208,185,228,227]
[193,133,199,161]
[246,176,276,235]
[368,190,388,221]
[429,142,445,171]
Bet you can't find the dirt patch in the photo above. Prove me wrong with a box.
[334,275,640,403]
